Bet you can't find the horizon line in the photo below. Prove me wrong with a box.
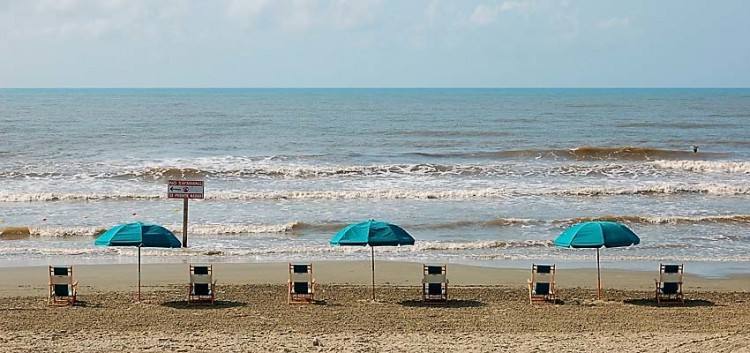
[1,86,749,90]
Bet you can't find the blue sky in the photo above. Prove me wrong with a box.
[0,0,748,87]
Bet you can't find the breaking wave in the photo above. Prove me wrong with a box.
[0,162,670,180]
[16,222,347,238]
[560,214,750,226]
[0,147,741,182]
[417,218,539,230]
[407,146,729,161]
[8,214,750,239]
[414,239,553,251]
[651,160,750,174]
[3,182,749,202]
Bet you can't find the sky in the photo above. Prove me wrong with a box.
[0,0,748,88]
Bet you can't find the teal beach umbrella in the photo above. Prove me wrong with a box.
[554,221,640,299]
[331,220,415,300]
[95,222,181,300]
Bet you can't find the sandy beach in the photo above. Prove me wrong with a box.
[1,261,748,352]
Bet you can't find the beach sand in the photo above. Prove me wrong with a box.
[1,261,749,352]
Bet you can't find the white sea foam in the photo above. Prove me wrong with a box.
[22,223,306,237]
[174,222,316,235]
[413,240,553,251]
[2,182,749,203]
[7,157,748,181]
[563,214,750,225]
[0,192,161,202]
[28,226,107,237]
[16,214,750,239]
[651,160,750,174]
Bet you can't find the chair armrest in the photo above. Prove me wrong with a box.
[72,281,79,287]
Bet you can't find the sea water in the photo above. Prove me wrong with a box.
[1,88,748,275]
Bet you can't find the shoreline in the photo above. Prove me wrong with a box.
[2,260,748,298]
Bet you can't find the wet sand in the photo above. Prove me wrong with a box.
[0,262,748,352]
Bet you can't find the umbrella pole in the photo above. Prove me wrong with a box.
[371,246,375,301]
[596,248,601,300]
[138,245,141,302]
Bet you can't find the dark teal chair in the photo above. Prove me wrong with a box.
[422,264,448,302]
[188,264,216,304]
[48,266,77,306]
[288,263,315,303]
[655,264,684,305]
[528,264,556,304]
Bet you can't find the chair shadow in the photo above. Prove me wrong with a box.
[160,300,247,309]
[72,300,96,308]
[398,299,485,308]
[623,298,715,307]
[46,300,92,308]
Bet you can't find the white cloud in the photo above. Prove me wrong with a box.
[597,17,630,29]
[225,0,271,28]
[469,0,530,26]
[330,0,382,30]
[224,0,383,32]
[0,0,196,40]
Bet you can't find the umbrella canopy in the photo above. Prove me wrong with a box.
[554,221,640,299]
[330,220,415,300]
[95,222,181,248]
[95,222,181,300]
[554,221,640,248]
[330,220,415,247]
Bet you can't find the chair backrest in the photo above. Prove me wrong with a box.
[659,264,683,284]
[49,266,73,285]
[49,266,73,297]
[289,263,312,283]
[422,264,447,284]
[289,263,312,294]
[190,264,213,284]
[531,264,555,286]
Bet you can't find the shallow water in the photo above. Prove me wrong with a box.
[1,88,749,273]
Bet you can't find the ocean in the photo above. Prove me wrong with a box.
[1,88,749,275]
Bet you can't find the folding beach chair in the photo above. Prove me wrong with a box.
[528,264,556,304]
[288,263,315,304]
[655,263,684,305]
[188,264,216,304]
[422,264,448,302]
[48,266,77,306]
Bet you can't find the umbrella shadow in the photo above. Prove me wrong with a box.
[161,300,247,309]
[398,299,485,308]
[623,298,715,307]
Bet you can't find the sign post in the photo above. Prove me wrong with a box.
[167,180,204,248]
[183,198,188,247]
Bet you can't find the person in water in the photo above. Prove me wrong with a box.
[692,145,699,153]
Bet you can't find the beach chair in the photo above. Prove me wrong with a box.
[528,264,556,304]
[288,263,315,304]
[48,266,77,306]
[188,264,216,304]
[655,264,684,305]
[422,264,448,302]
